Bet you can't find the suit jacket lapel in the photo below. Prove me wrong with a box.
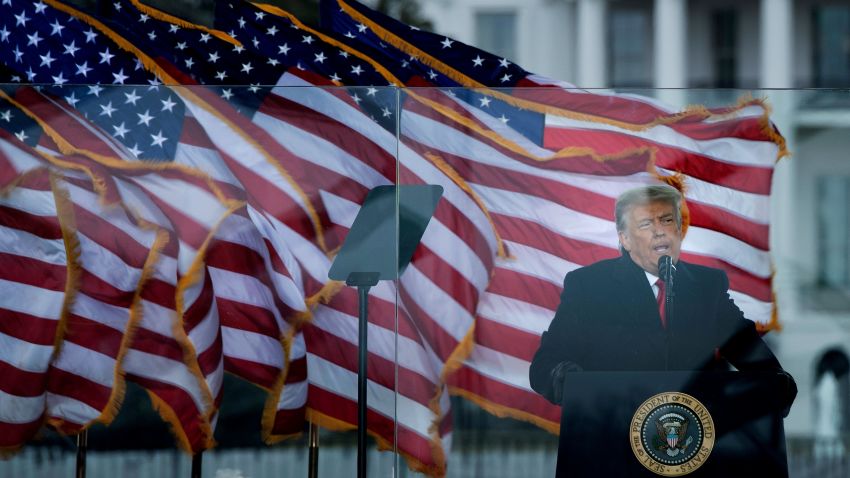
[611,255,665,330]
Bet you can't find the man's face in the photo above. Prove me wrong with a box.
[618,200,682,276]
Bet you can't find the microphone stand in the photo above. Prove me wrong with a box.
[659,256,675,370]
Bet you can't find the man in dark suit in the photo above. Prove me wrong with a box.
[529,185,796,411]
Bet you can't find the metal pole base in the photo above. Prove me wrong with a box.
[191,451,203,478]
[75,430,88,478]
[308,423,319,478]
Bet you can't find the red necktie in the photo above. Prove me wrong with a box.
[656,278,667,328]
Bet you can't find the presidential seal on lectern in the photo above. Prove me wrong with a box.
[630,392,716,476]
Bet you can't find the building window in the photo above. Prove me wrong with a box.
[475,11,517,63]
[711,9,737,88]
[812,5,850,88]
[817,176,850,289]
[609,8,651,87]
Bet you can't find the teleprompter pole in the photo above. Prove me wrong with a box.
[356,282,371,478]
[346,272,379,478]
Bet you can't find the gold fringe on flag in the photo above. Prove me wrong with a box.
[49,173,82,360]
[447,386,560,435]
[648,160,690,236]
[333,0,773,133]
[253,2,404,86]
[260,1,662,165]
[260,326,303,444]
[424,152,508,259]
[145,390,210,454]
[170,199,246,444]
[405,91,655,163]
[305,280,345,309]
[129,0,240,46]
[96,228,171,428]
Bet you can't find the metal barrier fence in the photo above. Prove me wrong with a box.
[3,438,848,478]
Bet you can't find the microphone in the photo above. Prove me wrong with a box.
[657,255,675,281]
[657,258,676,367]
[657,255,675,297]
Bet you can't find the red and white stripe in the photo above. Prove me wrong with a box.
[242,205,313,439]
[146,104,313,441]
[36,82,317,443]
[517,73,776,134]
[44,174,154,434]
[111,170,230,448]
[0,130,47,188]
[90,8,474,465]
[20,89,230,445]
[42,163,228,452]
[173,88,332,250]
[6,88,246,449]
[0,166,67,451]
[209,206,314,440]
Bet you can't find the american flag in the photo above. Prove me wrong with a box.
[321,0,785,433]
[0,0,285,454]
[0,100,231,453]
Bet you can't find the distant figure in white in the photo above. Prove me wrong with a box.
[814,369,847,459]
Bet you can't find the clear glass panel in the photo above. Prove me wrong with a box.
[396,86,850,477]
[2,79,850,478]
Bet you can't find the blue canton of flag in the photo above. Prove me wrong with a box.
[211,0,400,131]
[97,0,277,116]
[319,0,546,145]
[96,0,398,131]
[320,0,530,87]
[214,1,393,88]
[0,78,43,148]
[0,0,188,162]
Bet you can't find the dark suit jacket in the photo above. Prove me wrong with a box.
[529,254,785,404]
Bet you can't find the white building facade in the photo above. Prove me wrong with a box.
[419,0,850,441]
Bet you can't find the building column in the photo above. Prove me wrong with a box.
[577,0,607,88]
[653,0,687,107]
[759,0,793,88]
[760,0,798,319]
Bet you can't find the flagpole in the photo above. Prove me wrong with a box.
[308,423,319,478]
[356,282,370,478]
[191,451,202,478]
[75,430,88,478]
